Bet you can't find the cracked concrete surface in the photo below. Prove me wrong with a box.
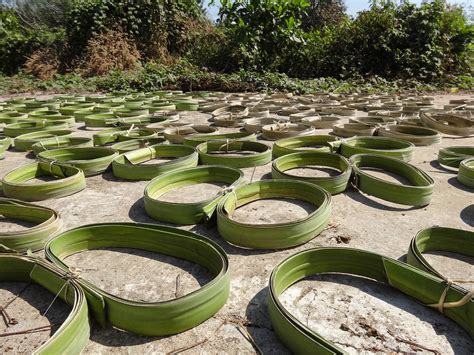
[0,93,473,354]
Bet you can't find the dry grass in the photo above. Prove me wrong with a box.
[24,47,60,80]
[79,30,141,77]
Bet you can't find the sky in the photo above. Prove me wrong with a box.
[204,0,472,20]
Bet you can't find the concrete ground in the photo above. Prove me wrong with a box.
[0,94,473,354]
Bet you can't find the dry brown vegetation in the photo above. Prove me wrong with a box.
[79,30,141,77]
[24,47,60,80]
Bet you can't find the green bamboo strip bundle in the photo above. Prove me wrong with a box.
[262,123,315,141]
[0,111,28,124]
[268,247,474,354]
[112,144,198,180]
[197,140,271,168]
[0,136,12,159]
[243,117,275,133]
[301,115,342,129]
[438,146,474,168]
[144,165,243,224]
[31,137,93,155]
[164,125,219,144]
[174,100,199,111]
[458,158,474,188]
[184,132,257,147]
[340,136,415,161]
[217,179,331,249]
[377,125,441,146]
[332,123,377,137]
[4,121,69,137]
[1,162,86,201]
[407,227,474,281]
[421,113,474,136]
[28,115,76,128]
[13,130,74,152]
[350,154,434,206]
[38,147,118,176]
[272,152,352,194]
[110,137,167,153]
[350,116,397,126]
[0,255,90,354]
[0,198,62,252]
[45,223,230,336]
[272,135,340,159]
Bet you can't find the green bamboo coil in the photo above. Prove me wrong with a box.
[45,223,230,336]
[272,135,340,159]
[458,158,474,188]
[378,125,441,146]
[112,144,198,180]
[92,127,132,146]
[0,137,12,159]
[184,132,257,147]
[268,247,474,354]
[217,179,331,249]
[144,165,243,224]
[13,130,74,152]
[31,137,93,155]
[197,140,271,168]
[272,152,352,194]
[110,137,167,153]
[340,136,415,161]
[0,255,90,354]
[332,123,376,137]
[350,154,434,206]
[28,115,76,127]
[1,162,86,201]
[3,121,70,138]
[407,227,474,281]
[0,198,62,252]
[116,128,158,141]
[38,147,118,176]
[438,146,474,169]
[164,125,219,144]
[174,100,199,111]
[262,123,315,141]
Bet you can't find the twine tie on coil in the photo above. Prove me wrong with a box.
[428,280,474,313]
[43,266,82,318]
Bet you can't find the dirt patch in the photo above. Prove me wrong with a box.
[207,150,258,157]
[360,167,414,185]
[423,251,473,290]
[280,274,473,354]
[284,166,341,178]
[0,282,70,354]
[0,216,38,232]
[139,156,176,165]
[22,175,60,184]
[158,182,226,203]
[64,247,214,302]
[231,198,316,224]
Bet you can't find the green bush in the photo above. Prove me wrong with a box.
[0,0,471,83]
[215,0,311,71]
[215,0,473,81]
[66,0,205,59]
[0,6,63,74]
[0,64,472,95]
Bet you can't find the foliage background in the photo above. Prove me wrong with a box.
[0,0,472,92]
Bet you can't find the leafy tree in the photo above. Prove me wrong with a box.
[8,0,74,29]
[0,5,61,73]
[214,0,310,71]
[303,0,347,30]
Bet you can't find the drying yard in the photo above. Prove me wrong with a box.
[0,92,473,354]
